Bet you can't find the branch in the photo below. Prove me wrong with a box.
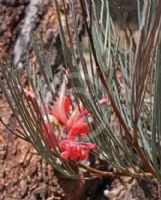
[0,117,29,142]
[77,163,154,179]
[79,0,156,176]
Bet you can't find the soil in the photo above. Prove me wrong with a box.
[0,1,160,200]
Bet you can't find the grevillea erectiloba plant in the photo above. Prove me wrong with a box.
[1,0,161,181]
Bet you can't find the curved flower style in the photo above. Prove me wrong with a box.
[41,115,59,148]
[20,87,59,147]
[66,104,88,130]
[53,96,71,125]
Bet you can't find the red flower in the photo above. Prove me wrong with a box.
[41,120,55,148]
[66,104,87,130]
[41,115,59,148]
[67,121,89,140]
[20,87,58,148]
[66,104,89,140]
[53,96,70,125]
[60,140,96,160]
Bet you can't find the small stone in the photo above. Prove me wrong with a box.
[0,171,5,178]
[103,189,110,197]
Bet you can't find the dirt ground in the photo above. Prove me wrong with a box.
[0,1,161,200]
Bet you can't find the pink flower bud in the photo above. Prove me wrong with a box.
[99,98,108,105]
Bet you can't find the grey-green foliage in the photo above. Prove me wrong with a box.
[1,0,161,181]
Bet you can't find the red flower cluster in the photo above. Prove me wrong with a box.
[52,96,95,160]
[60,140,96,160]
[22,88,96,161]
